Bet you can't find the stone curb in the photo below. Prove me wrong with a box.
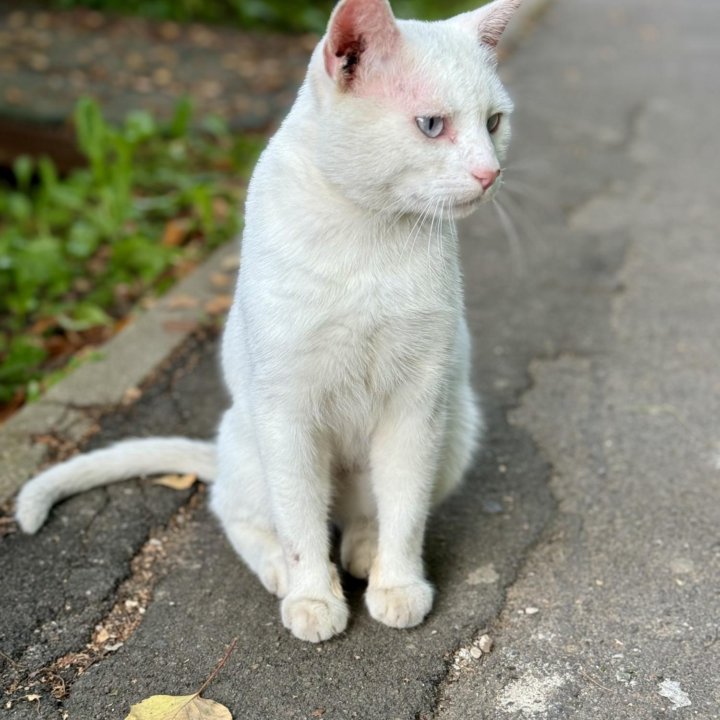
[0,241,238,502]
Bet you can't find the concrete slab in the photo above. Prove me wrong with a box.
[437,0,720,718]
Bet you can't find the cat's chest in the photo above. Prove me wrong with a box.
[299,263,458,393]
[240,221,462,397]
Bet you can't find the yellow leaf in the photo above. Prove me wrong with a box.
[152,474,197,490]
[126,693,232,720]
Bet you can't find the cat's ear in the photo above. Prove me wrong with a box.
[323,0,400,88]
[451,0,522,49]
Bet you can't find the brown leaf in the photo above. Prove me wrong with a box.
[122,387,142,405]
[125,693,232,720]
[204,295,233,315]
[162,219,191,248]
[212,198,230,222]
[210,272,232,289]
[220,255,240,271]
[162,319,200,334]
[166,294,200,310]
[152,474,197,491]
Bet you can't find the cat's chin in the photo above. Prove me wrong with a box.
[449,196,484,219]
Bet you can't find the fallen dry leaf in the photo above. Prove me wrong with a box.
[210,272,232,289]
[204,295,233,315]
[122,387,142,405]
[162,219,191,248]
[220,255,240,271]
[152,474,197,491]
[125,638,238,720]
[162,319,200,334]
[166,294,200,310]
[126,694,232,720]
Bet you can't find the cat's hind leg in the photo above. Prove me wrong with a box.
[209,408,288,598]
[433,380,483,506]
[334,464,378,580]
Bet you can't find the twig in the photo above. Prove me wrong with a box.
[195,637,238,698]
[579,667,612,692]
[0,649,20,668]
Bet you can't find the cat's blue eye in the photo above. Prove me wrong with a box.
[487,113,502,134]
[416,116,445,139]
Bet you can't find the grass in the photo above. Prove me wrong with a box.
[0,98,264,414]
[43,0,480,34]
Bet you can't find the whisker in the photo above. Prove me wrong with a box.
[427,197,443,288]
[492,197,526,273]
[501,156,550,174]
[495,187,548,254]
[501,178,551,207]
[404,198,434,257]
[437,199,448,278]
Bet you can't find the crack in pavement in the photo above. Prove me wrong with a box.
[2,490,204,715]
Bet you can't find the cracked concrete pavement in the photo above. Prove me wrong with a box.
[1,0,719,717]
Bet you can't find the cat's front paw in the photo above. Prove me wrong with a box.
[366,580,434,628]
[281,593,349,643]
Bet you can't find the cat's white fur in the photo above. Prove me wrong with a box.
[15,0,520,642]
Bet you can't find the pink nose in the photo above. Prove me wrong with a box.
[472,168,500,191]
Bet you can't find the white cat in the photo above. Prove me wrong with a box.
[16,0,520,642]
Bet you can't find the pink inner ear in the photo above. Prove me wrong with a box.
[455,0,522,49]
[323,0,399,83]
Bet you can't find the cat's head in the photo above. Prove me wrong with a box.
[308,0,520,219]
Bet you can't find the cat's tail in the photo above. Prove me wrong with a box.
[15,437,216,534]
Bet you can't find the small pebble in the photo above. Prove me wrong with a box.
[478,634,493,653]
[525,607,540,615]
[482,499,504,514]
[470,647,482,659]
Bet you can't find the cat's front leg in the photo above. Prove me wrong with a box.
[365,402,443,628]
[254,409,349,642]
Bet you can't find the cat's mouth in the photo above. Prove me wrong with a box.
[451,195,484,213]
[454,196,482,208]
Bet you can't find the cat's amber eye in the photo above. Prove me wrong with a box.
[416,116,445,139]
[486,113,502,134]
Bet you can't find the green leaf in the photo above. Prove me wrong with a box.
[15,236,65,290]
[111,235,172,281]
[75,97,109,181]
[0,337,47,384]
[168,97,193,138]
[124,110,157,144]
[67,221,101,258]
[6,193,32,223]
[201,115,229,139]
[57,303,112,332]
[13,155,33,193]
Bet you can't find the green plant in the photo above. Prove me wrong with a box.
[0,97,264,410]
[44,0,479,33]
